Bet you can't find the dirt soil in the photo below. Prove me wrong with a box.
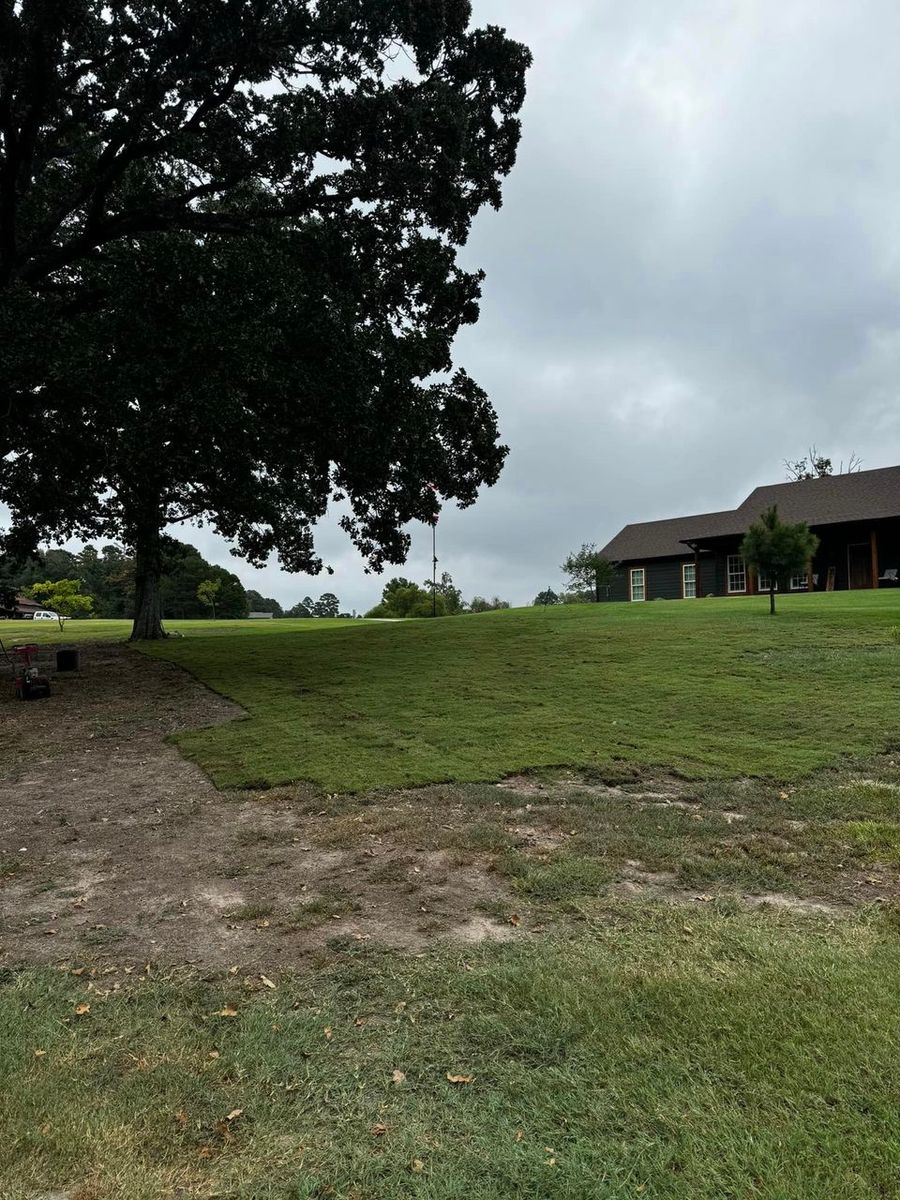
[0,643,519,970]
[2,643,895,973]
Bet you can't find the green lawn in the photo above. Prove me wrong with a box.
[4,903,899,1200]
[5,595,900,1198]
[119,591,900,791]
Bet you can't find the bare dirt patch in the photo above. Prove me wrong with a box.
[4,649,897,972]
[0,644,521,969]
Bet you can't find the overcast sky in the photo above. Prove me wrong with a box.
[13,0,900,611]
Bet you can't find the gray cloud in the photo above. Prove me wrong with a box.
[9,0,900,612]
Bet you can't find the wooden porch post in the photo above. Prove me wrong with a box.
[870,529,879,589]
[694,547,702,598]
[807,563,814,592]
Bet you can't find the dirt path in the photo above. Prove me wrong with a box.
[0,643,516,969]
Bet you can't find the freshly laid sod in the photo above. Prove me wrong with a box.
[121,592,900,791]
[4,903,899,1200]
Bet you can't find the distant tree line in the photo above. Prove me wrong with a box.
[366,574,510,619]
[2,541,348,621]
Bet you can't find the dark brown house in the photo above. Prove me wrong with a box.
[0,593,42,619]
[599,465,900,602]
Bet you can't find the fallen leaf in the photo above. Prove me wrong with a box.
[509,913,521,927]
[354,1017,367,1027]
[412,1159,425,1172]
[256,919,270,928]
[515,1130,524,1142]
[33,1048,47,1058]
[371,1123,388,1136]
[74,1003,90,1016]
[446,1073,475,1085]
[39,1123,51,1136]
[260,975,277,990]
[71,967,85,977]
[228,966,239,975]
[175,1109,189,1128]
[208,1050,220,1060]
[324,1027,333,1040]
[225,1108,243,1122]
[198,1146,212,1160]
[391,1069,406,1085]
[216,1006,239,1018]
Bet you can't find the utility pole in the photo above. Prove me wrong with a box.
[432,519,438,617]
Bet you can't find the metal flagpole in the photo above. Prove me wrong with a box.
[432,518,438,617]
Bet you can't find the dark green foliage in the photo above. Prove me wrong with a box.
[366,576,447,618]
[0,2,531,295]
[561,544,617,602]
[426,571,466,615]
[741,505,820,615]
[468,595,510,612]
[159,541,248,620]
[246,590,284,618]
[314,592,340,618]
[1,3,531,640]
[533,588,561,606]
[286,601,313,619]
[1,539,248,619]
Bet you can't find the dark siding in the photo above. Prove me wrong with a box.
[605,517,900,602]
[610,556,694,602]
[607,570,630,603]
[646,558,690,600]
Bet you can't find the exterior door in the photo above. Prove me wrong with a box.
[847,543,871,590]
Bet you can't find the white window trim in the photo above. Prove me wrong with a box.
[630,566,646,602]
[790,573,809,591]
[727,554,747,594]
[682,562,697,599]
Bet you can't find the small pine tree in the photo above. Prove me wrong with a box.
[533,588,561,607]
[740,506,819,615]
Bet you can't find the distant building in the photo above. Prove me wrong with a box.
[0,594,43,619]
[248,611,275,619]
[600,465,900,602]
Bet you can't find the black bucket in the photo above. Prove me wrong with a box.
[56,647,80,672]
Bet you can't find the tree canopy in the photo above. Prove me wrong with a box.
[740,506,819,615]
[561,544,616,602]
[1,3,531,639]
[784,446,862,481]
[3,539,249,619]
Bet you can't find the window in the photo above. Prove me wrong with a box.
[630,567,646,602]
[758,570,809,591]
[727,554,746,593]
[682,562,697,598]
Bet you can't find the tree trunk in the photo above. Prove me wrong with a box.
[770,583,776,616]
[594,573,601,603]
[130,517,166,640]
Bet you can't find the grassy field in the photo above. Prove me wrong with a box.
[8,593,900,790]
[5,594,900,1198]
[5,903,899,1200]
[127,592,900,790]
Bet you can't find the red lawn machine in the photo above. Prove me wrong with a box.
[5,642,52,701]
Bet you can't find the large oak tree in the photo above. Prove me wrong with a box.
[0,1,531,637]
